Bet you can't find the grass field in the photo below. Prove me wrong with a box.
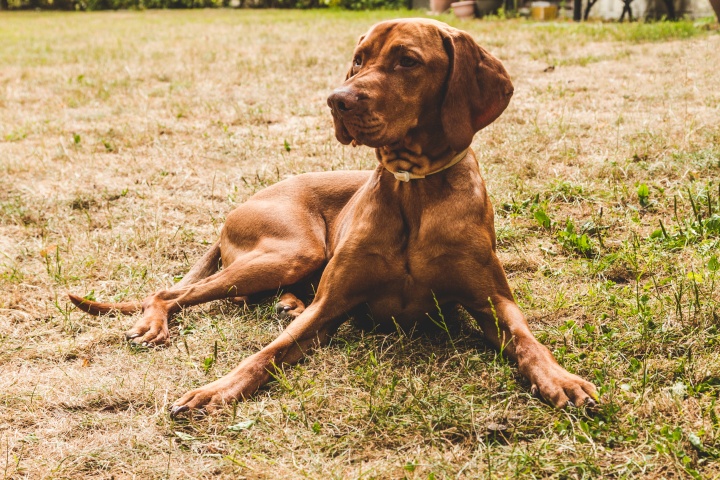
[1,9,720,478]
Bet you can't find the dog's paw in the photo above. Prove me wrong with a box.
[125,310,169,346]
[274,302,301,320]
[274,293,305,320]
[530,364,598,409]
[170,386,225,418]
[170,377,254,418]
[170,355,271,417]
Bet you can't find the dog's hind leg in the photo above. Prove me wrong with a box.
[68,240,222,316]
[125,243,325,346]
[172,240,222,289]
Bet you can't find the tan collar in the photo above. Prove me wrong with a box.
[385,148,469,182]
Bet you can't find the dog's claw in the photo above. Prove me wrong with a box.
[275,303,296,320]
[170,405,189,418]
[274,303,292,314]
[530,385,539,397]
[126,333,140,340]
[584,397,597,408]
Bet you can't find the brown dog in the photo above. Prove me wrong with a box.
[69,18,598,415]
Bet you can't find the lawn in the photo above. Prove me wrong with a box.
[1,9,719,478]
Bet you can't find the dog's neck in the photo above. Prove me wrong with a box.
[375,129,465,179]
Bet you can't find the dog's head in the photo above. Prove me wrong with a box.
[327,19,513,154]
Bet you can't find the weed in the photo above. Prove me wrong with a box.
[637,182,650,207]
[557,218,595,257]
[651,186,720,248]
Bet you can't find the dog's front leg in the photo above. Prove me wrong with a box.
[170,300,345,416]
[170,256,363,416]
[463,261,598,408]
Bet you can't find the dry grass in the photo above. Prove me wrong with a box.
[1,9,720,478]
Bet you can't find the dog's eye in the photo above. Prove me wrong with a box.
[398,56,419,68]
[353,56,362,67]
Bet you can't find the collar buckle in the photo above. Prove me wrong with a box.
[393,170,412,182]
[386,148,469,183]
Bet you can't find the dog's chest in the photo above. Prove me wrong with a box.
[331,174,495,321]
[344,208,489,317]
[379,239,466,298]
[355,246,464,326]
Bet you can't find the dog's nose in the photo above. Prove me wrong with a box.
[327,88,359,113]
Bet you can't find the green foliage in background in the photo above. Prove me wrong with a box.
[2,0,410,10]
[4,0,224,9]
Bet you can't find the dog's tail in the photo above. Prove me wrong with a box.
[68,294,142,316]
[68,239,222,316]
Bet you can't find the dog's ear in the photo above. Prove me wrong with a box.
[440,29,514,152]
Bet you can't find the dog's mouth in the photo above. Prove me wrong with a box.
[346,122,386,147]
[331,113,388,148]
[332,118,354,146]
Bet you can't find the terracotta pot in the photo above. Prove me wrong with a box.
[430,0,454,13]
[451,0,476,18]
